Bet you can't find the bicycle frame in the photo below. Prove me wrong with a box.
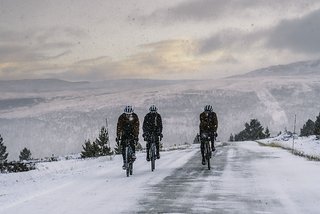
[124,139,134,177]
[201,133,212,170]
[149,133,158,172]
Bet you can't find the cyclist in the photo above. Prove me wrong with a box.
[143,105,163,161]
[199,105,218,165]
[116,105,140,170]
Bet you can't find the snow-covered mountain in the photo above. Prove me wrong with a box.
[1,59,320,160]
[236,59,320,77]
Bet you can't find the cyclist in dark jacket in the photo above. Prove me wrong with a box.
[116,105,140,170]
[199,105,218,165]
[143,105,163,161]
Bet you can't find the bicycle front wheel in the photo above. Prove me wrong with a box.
[129,162,133,175]
[205,142,211,170]
[151,144,155,171]
[126,147,130,177]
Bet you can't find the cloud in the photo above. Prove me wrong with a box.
[1,38,210,80]
[0,27,87,63]
[47,40,209,81]
[0,27,89,79]
[267,9,320,53]
[196,27,268,56]
[142,0,320,23]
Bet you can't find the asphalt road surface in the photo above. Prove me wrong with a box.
[137,141,320,214]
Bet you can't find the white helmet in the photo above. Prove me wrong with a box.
[149,105,158,112]
[124,105,134,114]
[204,105,213,112]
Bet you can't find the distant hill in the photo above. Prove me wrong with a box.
[0,79,90,92]
[0,78,188,93]
[233,59,320,78]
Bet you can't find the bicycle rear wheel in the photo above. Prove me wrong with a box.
[151,144,155,171]
[126,147,130,177]
[129,162,133,175]
[205,142,211,170]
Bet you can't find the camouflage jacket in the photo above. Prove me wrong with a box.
[199,111,218,134]
[117,113,140,139]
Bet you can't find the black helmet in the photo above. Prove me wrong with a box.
[149,105,157,112]
[204,105,213,112]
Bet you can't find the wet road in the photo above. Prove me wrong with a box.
[137,141,320,213]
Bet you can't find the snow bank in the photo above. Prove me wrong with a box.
[258,134,320,160]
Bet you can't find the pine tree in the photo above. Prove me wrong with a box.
[229,134,234,142]
[95,126,113,156]
[81,140,100,158]
[136,142,143,151]
[264,127,270,138]
[19,147,32,161]
[0,135,9,164]
[234,129,248,141]
[247,119,265,140]
[193,134,200,144]
[300,119,315,137]
[314,112,320,136]
[234,119,266,141]
[114,140,122,155]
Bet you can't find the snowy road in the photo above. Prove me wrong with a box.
[1,142,320,214]
[137,141,320,213]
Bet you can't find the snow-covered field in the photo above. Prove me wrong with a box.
[0,147,197,214]
[1,141,320,213]
[258,134,320,160]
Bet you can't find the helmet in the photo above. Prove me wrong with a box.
[204,105,213,112]
[149,105,157,112]
[124,105,134,114]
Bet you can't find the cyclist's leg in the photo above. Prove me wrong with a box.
[200,141,205,165]
[121,140,126,169]
[130,139,136,159]
[156,138,160,159]
[146,141,150,161]
[211,135,215,151]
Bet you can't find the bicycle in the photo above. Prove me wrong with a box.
[201,133,212,170]
[148,133,159,172]
[123,138,134,177]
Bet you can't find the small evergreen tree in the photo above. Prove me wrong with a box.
[95,126,113,156]
[136,142,143,151]
[229,134,234,142]
[264,127,270,138]
[234,119,266,141]
[247,119,265,140]
[300,119,315,137]
[114,140,122,155]
[193,134,200,144]
[19,147,32,161]
[314,112,320,136]
[234,130,248,141]
[0,135,9,164]
[81,140,100,158]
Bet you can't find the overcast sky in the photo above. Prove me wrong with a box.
[1,0,320,81]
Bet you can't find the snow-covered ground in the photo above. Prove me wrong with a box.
[0,147,197,214]
[258,134,320,160]
[1,141,320,213]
